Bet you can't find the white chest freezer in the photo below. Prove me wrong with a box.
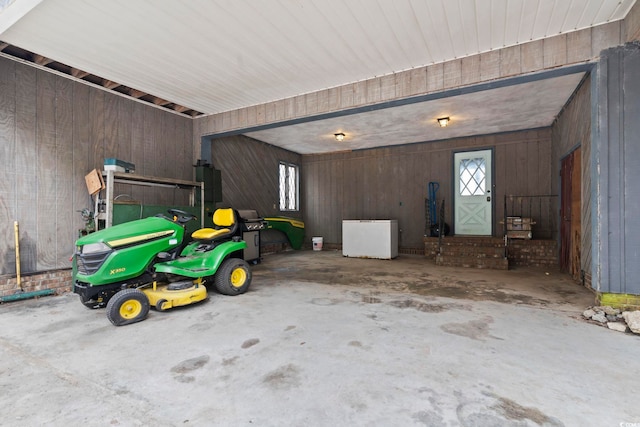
[342,220,398,259]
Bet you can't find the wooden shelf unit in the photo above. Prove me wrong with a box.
[95,170,205,230]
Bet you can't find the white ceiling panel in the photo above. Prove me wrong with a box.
[0,0,634,154]
[489,0,508,49]
[518,0,541,43]
[443,0,468,57]
[409,0,442,63]
[0,0,634,115]
[503,0,524,45]
[547,0,573,35]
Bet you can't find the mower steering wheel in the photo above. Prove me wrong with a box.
[167,209,197,225]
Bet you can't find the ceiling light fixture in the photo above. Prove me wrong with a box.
[437,117,450,127]
[334,132,345,141]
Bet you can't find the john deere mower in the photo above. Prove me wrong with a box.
[72,208,251,326]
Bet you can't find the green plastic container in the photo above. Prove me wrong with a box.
[264,217,305,250]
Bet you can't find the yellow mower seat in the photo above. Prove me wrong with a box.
[191,227,231,240]
[191,208,237,241]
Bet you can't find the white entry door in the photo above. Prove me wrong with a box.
[454,149,492,235]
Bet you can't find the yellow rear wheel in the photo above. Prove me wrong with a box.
[215,258,252,295]
[230,267,247,288]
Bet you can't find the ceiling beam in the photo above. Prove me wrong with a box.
[32,54,53,66]
[102,79,121,90]
[128,88,146,98]
[173,105,190,113]
[152,96,172,107]
[70,67,89,79]
[0,42,8,51]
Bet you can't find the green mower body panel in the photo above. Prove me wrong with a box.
[265,216,305,249]
[74,216,184,286]
[155,240,247,278]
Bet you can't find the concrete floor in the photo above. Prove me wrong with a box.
[0,250,638,426]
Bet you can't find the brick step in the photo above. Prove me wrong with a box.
[440,251,505,259]
[425,236,505,245]
[439,236,506,259]
[439,241,505,248]
[436,254,509,270]
[509,239,557,247]
[440,246,505,257]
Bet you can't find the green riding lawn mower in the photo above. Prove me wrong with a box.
[72,208,252,326]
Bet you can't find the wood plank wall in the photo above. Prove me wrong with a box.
[0,57,193,275]
[551,75,592,281]
[208,135,302,221]
[625,0,640,42]
[301,129,553,249]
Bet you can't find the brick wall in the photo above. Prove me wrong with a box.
[424,240,439,259]
[507,240,558,267]
[0,269,72,298]
[424,237,559,268]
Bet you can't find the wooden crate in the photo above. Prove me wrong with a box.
[84,169,105,195]
[507,217,534,231]
[507,230,533,239]
[506,217,535,239]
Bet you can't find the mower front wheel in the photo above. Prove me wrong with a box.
[215,258,252,295]
[106,289,150,326]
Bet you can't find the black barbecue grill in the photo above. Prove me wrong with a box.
[236,209,266,263]
[237,209,267,231]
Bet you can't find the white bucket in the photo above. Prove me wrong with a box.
[312,237,323,251]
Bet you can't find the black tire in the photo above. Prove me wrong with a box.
[155,299,168,312]
[106,289,150,326]
[214,258,252,295]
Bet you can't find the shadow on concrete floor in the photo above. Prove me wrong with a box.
[256,250,595,312]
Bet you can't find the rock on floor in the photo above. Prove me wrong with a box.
[622,311,640,334]
[591,312,607,324]
[607,322,628,332]
[583,306,640,333]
